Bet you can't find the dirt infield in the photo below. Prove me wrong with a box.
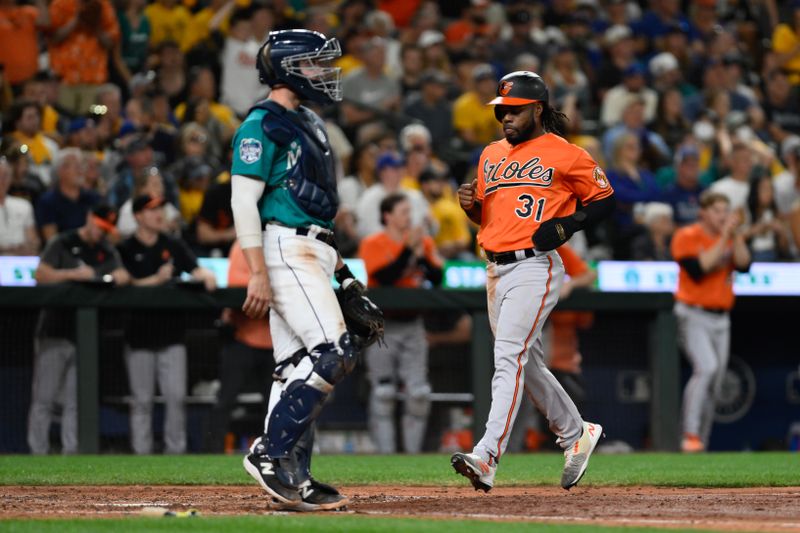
[2,485,800,531]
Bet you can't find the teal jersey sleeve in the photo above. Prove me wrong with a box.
[231,111,274,181]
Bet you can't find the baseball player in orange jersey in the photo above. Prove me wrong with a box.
[451,71,616,492]
[671,192,751,452]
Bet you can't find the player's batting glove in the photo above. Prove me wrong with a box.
[532,212,585,252]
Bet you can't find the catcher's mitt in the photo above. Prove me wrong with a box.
[336,281,384,348]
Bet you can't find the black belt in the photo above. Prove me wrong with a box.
[485,248,536,265]
[296,227,337,249]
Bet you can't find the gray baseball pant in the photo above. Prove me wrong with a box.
[124,344,187,454]
[675,302,731,444]
[27,338,77,455]
[365,317,431,454]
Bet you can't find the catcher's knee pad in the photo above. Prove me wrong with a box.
[370,381,396,417]
[273,348,309,384]
[404,383,432,418]
[310,332,356,388]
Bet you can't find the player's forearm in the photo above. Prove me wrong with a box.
[732,234,751,272]
[573,194,615,231]
[698,238,728,272]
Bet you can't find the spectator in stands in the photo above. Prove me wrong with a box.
[403,70,453,156]
[19,74,62,139]
[7,100,59,185]
[398,44,425,96]
[399,124,446,190]
[116,0,151,78]
[359,193,443,453]
[93,84,124,138]
[774,137,800,217]
[0,0,48,89]
[220,7,266,118]
[181,0,236,55]
[204,239,273,453]
[600,62,657,128]
[444,0,492,54]
[606,132,663,258]
[196,175,235,257]
[771,3,800,86]
[596,24,636,95]
[602,95,671,170]
[763,69,800,139]
[3,143,45,205]
[631,202,674,261]
[336,142,379,257]
[144,0,189,48]
[118,194,215,455]
[453,63,500,150]
[154,40,186,108]
[742,172,789,262]
[365,9,402,80]
[356,152,431,239]
[29,204,129,454]
[107,135,155,208]
[176,67,238,131]
[491,7,541,74]
[63,118,98,154]
[176,157,213,229]
[721,52,758,108]
[117,167,180,238]
[544,46,592,114]
[48,0,120,115]
[649,51,694,96]
[341,37,401,129]
[662,145,706,226]
[0,157,39,255]
[710,142,754,212]
[419,30,453,76]
[683,58,751,122]
[652,87,691,151]
[418,168,471,260]
[36,149,101,243]
[82,151,106,198]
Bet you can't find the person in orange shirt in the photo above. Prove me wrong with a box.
[0,0,49,88]
[671,191,751,453]
[358,192,443,454]
[48,0,120,115]
[452,71,615,493]
[205,239,274,453]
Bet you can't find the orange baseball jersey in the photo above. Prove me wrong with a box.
[550,244,594,374]
[475,133,613,253]
[228,241,272,350]
[358,232,442,288]
[671,223,735,310]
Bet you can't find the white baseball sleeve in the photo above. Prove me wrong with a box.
[231,174,267,249]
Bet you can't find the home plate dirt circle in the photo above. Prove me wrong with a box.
[2,485,800,531]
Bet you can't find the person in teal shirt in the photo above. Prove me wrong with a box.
[230,29,374,512]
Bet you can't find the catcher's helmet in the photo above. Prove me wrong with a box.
[256,29,342,103]
[488,71,549,106]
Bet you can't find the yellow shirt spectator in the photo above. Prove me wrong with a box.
[181,5,231,52]
[453,91,500,146]
[772,23,800,85]
[145,0,191,47]
[174,100,237,129]
[430,195,471,253]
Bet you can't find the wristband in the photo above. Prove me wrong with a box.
[334,264,355,285]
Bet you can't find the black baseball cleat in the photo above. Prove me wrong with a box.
[292,478,349,512]
[243,453,301,505]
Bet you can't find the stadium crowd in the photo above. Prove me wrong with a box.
[1,0,800,263]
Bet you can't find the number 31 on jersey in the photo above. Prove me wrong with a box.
[515,193,546,220]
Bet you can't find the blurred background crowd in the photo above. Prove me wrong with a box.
[2,0,800,264]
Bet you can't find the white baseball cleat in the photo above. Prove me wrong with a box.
[451,452,496,492]
[561,421,603,490]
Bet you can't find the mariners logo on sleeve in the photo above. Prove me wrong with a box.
[239,138,262,164]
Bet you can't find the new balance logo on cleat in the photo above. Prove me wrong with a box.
[260,462,274,475]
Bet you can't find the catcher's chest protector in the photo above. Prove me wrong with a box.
[253,100,339,221]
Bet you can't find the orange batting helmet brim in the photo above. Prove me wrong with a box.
[487,96,542,106]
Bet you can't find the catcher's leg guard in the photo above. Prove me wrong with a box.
[266,333,356,458]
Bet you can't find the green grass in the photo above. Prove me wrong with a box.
[0,452,797,487]
[0,516,726,533]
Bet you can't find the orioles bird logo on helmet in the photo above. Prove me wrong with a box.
[499,81,514,96]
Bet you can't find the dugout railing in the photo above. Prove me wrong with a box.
[0,285,683,453]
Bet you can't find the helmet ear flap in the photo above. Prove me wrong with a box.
[494,106,505,122]
[256,42,275,85]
